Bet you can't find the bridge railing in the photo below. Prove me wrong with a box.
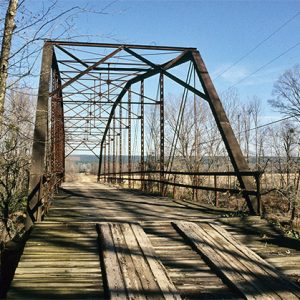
[99,170,263,214]
[27,173,63,225]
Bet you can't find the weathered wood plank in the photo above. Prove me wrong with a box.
[131,223,181,300]
[97,223,181,300]
[210,222,300,299]
[199,222,280,299]
[111,223,146,300]
[8,182,300,299]
[173,221,258,299]
[97,223,126,300]
[7,222,103,300]
[121,223,160,300]
[173,221,300,300]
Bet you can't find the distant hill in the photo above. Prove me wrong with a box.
[66,155,299,170]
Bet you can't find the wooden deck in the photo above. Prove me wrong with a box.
[8,179,300,299]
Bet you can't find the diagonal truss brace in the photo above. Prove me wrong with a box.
[49,47,123,96]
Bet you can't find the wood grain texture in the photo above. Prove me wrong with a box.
[97,222,181,300]
[173,221,300,300]
[7,180,300,299]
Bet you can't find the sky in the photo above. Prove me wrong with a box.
[48,0,300,120]
[10,0,300,120]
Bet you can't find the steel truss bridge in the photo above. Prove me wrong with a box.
[6,41,300,299]
[26,40,262,227]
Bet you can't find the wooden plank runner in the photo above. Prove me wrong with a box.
[97,222,181,300]
[173,221,300,300]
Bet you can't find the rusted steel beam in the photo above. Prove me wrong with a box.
[48,40,197,51]
[112,115,116,182]
[100,170,262,177]
[191,51,257,215]
[103,144,107,182]
[50,47,122,96]
[98,175,259,196]
[119,104,123,179]
[108,129,111,176]
[93,67,150,72]
[159,73,165,194]
[55,45,89,68]
[128,51,192,85]
[51,52,65,179]
[97,82,130,179]
[63,100,157,105]
[140,80,145,189]
[26,42,53,230]
[124,48,208,100]
[97,51,192,178]
[128,88,132,189]
[65,116,140,120]
[59,61,147,66]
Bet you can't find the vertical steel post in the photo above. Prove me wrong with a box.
[255,172,261,215]
[115,118,119,183]
[214,175,219,207]
[97,74,102,182]
[50,67,64,181]
[108,128,111,180]
[128,88,132,188]
[103,144,106,182]
[159,73,164,194]
[50,71,57,176]
[99,73,102,118]
[26,42,53,230]
[107,65,111,182]
[119,103,123,179]
[112,114,116,183]
[140,80,145,190]
[61,87,65,181]
[51,51,64,183]
[193,68,199,200]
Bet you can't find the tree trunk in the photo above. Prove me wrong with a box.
[0,0,18,120]
[291,170,300,222]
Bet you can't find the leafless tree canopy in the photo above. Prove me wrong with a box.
[269,64,300,121]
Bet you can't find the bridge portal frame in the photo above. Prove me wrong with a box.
[26,41,260,229]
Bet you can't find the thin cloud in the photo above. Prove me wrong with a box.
[216,65,250,84]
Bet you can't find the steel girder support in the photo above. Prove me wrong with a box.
[91,44,256,214]
[49,40,196,51]
[51,51,65,179]
[26,42,53,229]
[140,80,145,189]
[159,73,165,194]
[119,104,123,179]
[124,48,207,100]
[108,128,111,175]
[128,88,132,188]
[103,144,107,182]
[50,47,122,97]
[112,115,116,182]
[124,47,257,214]
[191,51,257,215]
[97,50,192,180]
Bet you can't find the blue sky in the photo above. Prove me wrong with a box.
[22,0,300,119]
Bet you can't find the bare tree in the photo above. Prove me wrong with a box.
[1,0,116,116]
[0,0,18,120]
[266,121,299,222]
[0,90,33,244]
[250,96,262,168]
[269,64,300,121]
[146,105,160,165]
